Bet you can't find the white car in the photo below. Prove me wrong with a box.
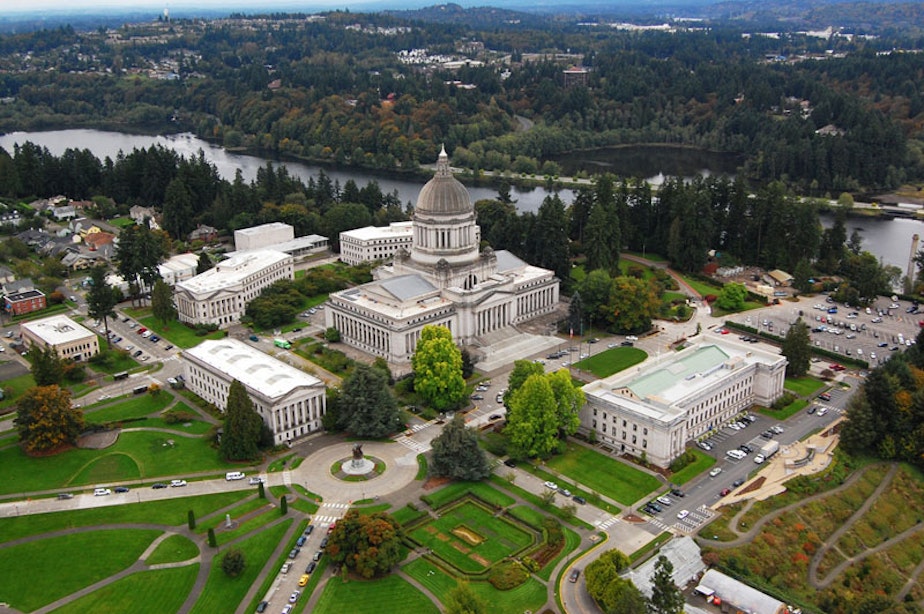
[709,467,723,477]
[677,510,690,520]
[754,454,766,464]
[170,479,187,487]
[543,481,559,490]
[94,488,112,496]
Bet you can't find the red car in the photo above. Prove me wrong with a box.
[720,488,731,496]
[829,364,846,372]
[137,327,147,334]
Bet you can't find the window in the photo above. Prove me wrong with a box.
[643,427,648,435]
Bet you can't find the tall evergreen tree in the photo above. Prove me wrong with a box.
[151,279,177,326]
[533,194,571,282]
[781,319,811,377]
[196,252,213,274]
[337,364,402,438]
[30,344,64,387]
[220,380,263,461]
[85,265,119,349]
[430,414,490,480]
[648,555,684,614]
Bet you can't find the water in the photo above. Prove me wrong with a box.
[0,129,570,213]
[1,129,918,269]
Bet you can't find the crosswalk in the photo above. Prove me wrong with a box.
[595,515,620,531]
[312,502,350,526]
[395,434,431,454]
[282,470,292,487]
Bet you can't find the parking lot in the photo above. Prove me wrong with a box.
[731,294,922,366]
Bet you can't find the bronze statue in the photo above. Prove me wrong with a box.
[352,443,363,461]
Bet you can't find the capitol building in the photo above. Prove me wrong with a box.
[325,148,560,363]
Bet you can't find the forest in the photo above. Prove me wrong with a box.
[0,9,921,195]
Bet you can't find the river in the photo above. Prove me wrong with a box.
[1,129,920,270]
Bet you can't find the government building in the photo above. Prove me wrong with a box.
[580,339,787,468]
[339,221,413,265]
[325,148,559,363]
[174,250,293,328]
[20,314,99,362]
[182,338,326,445]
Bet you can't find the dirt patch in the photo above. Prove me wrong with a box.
[469,553,490,567]
[739,476,766,495]
[423,476,451,490]
[435,533,450,542]
[77,430,119,450]
[623,514,647,523]
[450,541,471,554]
[422,525,438,535]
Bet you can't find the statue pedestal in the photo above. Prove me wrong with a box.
[341,458,374,476]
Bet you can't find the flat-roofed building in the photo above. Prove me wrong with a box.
[339,221,414,265]
[182,338,326,444]
[20,314,99,361]
[3,278,46,316]
[159,253,200,286]
[174,250,293,328]
[580,339,786,468]
[234,222,294,252]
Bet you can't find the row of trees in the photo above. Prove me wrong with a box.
[585,550,684,614]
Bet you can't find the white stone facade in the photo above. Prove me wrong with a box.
[580,340,787,468]
[339,221,413,265]
[183,339,326,445]
[20,314,99,361]
[234,222,295,252]
[174,250,293,328]
[326,148,559,363]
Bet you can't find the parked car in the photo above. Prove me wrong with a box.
[733,478,745,487]
[289,590,300,603]
[296,536,307,547]
[573,495,586,505]
[288,548,300,559]
[256,601,268,612]
[152,482,168,489]
[114,486,130,493]
[543,481,559,490]
[709,467,723,477]
[298,574,310,587]
[720,488,731,496]
[504,459,517,468]
[670,488,685,498]
[304,525,315,535]
[677,510,690,520]
[94,488,112,496]
[249,476,264,485]
[305,561,317,574]
[170,479,187,487]
[57,493,74,500]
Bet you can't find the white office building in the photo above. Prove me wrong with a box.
[20,314,99,361]
[580,339,787,468]
[339,221,414,265]
[325,148,559,364]
[183,339,326,445]
[159,253,200,286]
[234,222,294,252]
[174,250,293,328]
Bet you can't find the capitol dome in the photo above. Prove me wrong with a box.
[415,146,472,216]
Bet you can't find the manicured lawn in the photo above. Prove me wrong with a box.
[0,491,249,542]
[678,275,721,297]
[784,375,826,397]
[393,504,428,526]
[470,576,548,614]
[488,475,594,530]
[421,481,515,509]
[544,442,661,505]
[0,429,238,495]
[196,497,267,533]
[189,519,292,614]
[87,348,141,374]
[0,529,162,611]
[539,526,582,581]
[408,500,535,573]
[84,393,173,423]
[0,373,35,411]
[138,314,226,349]
[128,416,214,435]
[670,448,716,485]
[756,398,809,420]
[54,565,199,614]
[146,534,200,565]
[573,347,647,378]
[313,573,440,614]
[507,505,546,529]
[403,558,459,604]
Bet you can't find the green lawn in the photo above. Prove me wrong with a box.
[145,534,200,565]
[420,481,515,509]
[487,475,594,530]
[54,565,199,614]
[757,398,810,420]
[573,347,647,378]
[137,314,226,349]
[0,429,238,494]
[0,372,36,411]
[393,504,428,526]
[127,416,214,435]
[678,275,721,297]
[538,526,582,581]
[87,348,141,374]
[0,491,249,542]
[408,500,535,573]
[0,529,162,612]
[84,393,173,423]
[543,442,661,505]
[784,375,826,397]
[189,519,292,614]
[670,448,716,485]
[313,573,440,614]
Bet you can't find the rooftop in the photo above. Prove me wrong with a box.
[176,250,291,294]
[341,222,413,241]
[21,314,95,345]
[234,222,292,237]
[185,338,323,400]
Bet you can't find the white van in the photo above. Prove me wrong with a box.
[225,471,246,481]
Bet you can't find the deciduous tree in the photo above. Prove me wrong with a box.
[506,374,560,459]
[546,369,584,438]
[337,364,402,438]
[607,276,659,333]
[221,548,245,577]
[15,385,84,454]
[505,359,545,403]
[412,325,465,411]
[326,509,403,578]
[431,414,490,480]
[715,282,748,312]
[220,379,263,461]
[445,580,488,614]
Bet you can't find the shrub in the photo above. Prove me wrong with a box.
[670,450,697,473]
[488,560,529,590]
[324,327,341,342]
[162,409,197,424]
